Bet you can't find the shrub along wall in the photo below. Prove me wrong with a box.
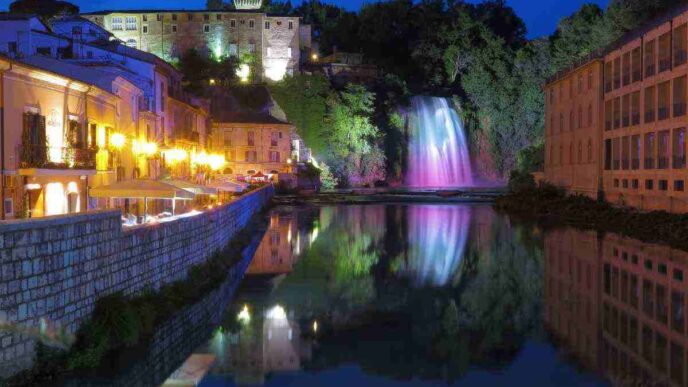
[0,185,274,377]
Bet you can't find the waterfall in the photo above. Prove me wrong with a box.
[406,96,473,188]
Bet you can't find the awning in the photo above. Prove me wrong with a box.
[163,179,218,195]
[89,179,195,200]
[207,179,248,193]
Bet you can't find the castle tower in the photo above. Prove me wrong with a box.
[234,0,262,10]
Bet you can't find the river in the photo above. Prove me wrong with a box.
[71,202,688,386]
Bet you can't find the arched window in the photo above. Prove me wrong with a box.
[125,38,137,48]
[550,116,555,134]
[223,167,233,174]
[560,114,564,131]
[578,107,583,129]
[578,142,583,163]
[570,110,575,131]
[559,145,563,165]
[587,139,593,162]
[588,104,593,127]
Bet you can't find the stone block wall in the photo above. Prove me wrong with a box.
[0,185,273,377]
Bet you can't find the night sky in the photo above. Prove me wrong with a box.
[0,0,609,38]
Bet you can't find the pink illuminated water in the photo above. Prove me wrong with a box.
[406,96,473,187]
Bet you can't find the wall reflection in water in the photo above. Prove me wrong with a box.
[545,228,688,386]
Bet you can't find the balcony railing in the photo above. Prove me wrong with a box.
[645,110,655,123]
[18,144,96,170]
[631,158,640,169]
[659,58,671,72]
[675,50,687,67]
[622,115,630,127]
[632,70,642,83]
[674,155,686,169]
[658,107,669,120]
[674,103,686,117]
[645,157,655,169]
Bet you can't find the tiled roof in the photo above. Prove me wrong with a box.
[19,55,120,92]
[214,110,291,125]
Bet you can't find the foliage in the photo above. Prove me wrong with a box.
[318,162,338,190]
[177,49,240,95]
[515,142,544,173]
[9,0,79,17]
[506,169,535,194]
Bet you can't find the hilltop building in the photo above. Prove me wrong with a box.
[545,4,688,213]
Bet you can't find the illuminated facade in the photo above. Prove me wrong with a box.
[211,111,294,178]
[545,4,688,212]
[82,10,308,82]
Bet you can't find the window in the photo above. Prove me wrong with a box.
[588,104,593,127]
[622,136,629,169]
[613,137,620,170]
[125,39,137,48]
[4,198,13,216]
[217,14,222,21]
[588,139,593,162]
[605,139,612,170]
[125,16,137,31]
[265,21,271,29]
[646,179,654,190]
[172,13,178,21]
[248,131,255,146]
[631,91,640,125]
[622,94,630,127]
[187,13,193,21]
[271,132,279,147]
[269,151,280,162]
[674,128,686,169]
[248,43,255,53]
[171,25,178,33]
[204,13,210,21]
[632,47,642,82]
[632,179,639,189]
[230,19,236,28]
[249,19,255,29]
[288,20,293,30]
[676,180,685,191]
[605,100,612,130]
[645,86,656,122]
[245,151,257,162]
[659,130,670,169]
[658,81,670,120]
[631,135,640,169]
[645,39,656,77]
[659,179,669,191]
[204,24,210,33]
[645,132,656,169]
[604,62,613,92]
[142,25,148,34]
[229,43,238,56]
[674,76,687,117]
[613,57,621,89]
[111,16,123,31]
[622,52,631,86]
[157,14,162,21]
[613,97,621,128]
[223,132,232,146]
[675,24,687,67]
[659,32,672,72]
[142,15,148,22]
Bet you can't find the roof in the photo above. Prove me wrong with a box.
[213,110,292,125]
[19,55,122,93]
[81,9,296,18]
[89,179,195,199]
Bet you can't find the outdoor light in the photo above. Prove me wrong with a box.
[238,305,251,323]
[209,78,216,86]
[313,320,318,333]
[25,183,41,190]
[264,61,288,81]
[286,158,292,165]
[236,64,250,83]
[312,53,318,61]
[134,140,158,157]
[207,154,226,170]
[267,305,287,320]
[110,133,126,149]
[162,148,188,164]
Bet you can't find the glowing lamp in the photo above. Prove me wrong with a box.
[313,320,318,333]
[311,53,318,61]
[110,133,126,149]
[209,78,216,86]
[236,64,250,83]
[142,142,158,156]
[238,305,250,323]
[207,154,226,171]
[162,148,188,164]
[286,158,292,165]
[267,305,287,320]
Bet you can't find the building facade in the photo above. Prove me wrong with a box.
[545,4,688,213]
[211,111,293,178]
[82,10,307,82]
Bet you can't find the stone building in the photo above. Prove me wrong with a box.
[545,3,688,213]
[210,111,293,178]
[81,9,309,82]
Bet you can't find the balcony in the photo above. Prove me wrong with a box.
[645,110,655,123]
[674,103,686,117]
[622,158,629,170]
[658,107,669,120]
[645,158,655,169]
[18,144,96,171]
[632,158,640,169]
[659,58,671,72]
[632,70,642,83]
[622,115,629,127]
[675,50,687,66]
[674,155,686,169]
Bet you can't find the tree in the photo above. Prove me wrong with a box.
[206,0,225,9]
[9,0,79,16]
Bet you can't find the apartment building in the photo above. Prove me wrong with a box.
[81,10,308,82]
[211,111,293,178]
[545,4,688,213]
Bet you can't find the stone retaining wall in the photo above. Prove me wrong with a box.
[0,185,274,377]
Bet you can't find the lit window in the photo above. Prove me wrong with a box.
[126,39,137,48]
[125,16,137,31]
[229,43,238,56]
[111,16,123,31]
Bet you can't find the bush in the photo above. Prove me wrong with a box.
[507,170,535,193]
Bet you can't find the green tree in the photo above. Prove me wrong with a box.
[10,0,79,16]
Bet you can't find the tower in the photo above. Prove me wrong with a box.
[233,0,262,10]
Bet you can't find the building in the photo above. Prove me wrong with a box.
[307,51,379,87]
[81,9,309,82]
[545,4,688,213]
[210,111,294,178]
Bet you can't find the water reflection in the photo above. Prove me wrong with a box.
[544,228,688,386]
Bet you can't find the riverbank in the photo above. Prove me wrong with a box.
[275,187,505,205]
[494,184,688,251]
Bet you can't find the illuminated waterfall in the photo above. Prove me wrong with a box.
[400,205,472,287]
[407,96,473,187]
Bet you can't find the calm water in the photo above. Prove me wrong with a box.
[156,203,688,387]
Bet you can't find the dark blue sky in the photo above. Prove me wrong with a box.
[0,0,609,38]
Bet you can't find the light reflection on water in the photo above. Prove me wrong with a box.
[162,204,623,387]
